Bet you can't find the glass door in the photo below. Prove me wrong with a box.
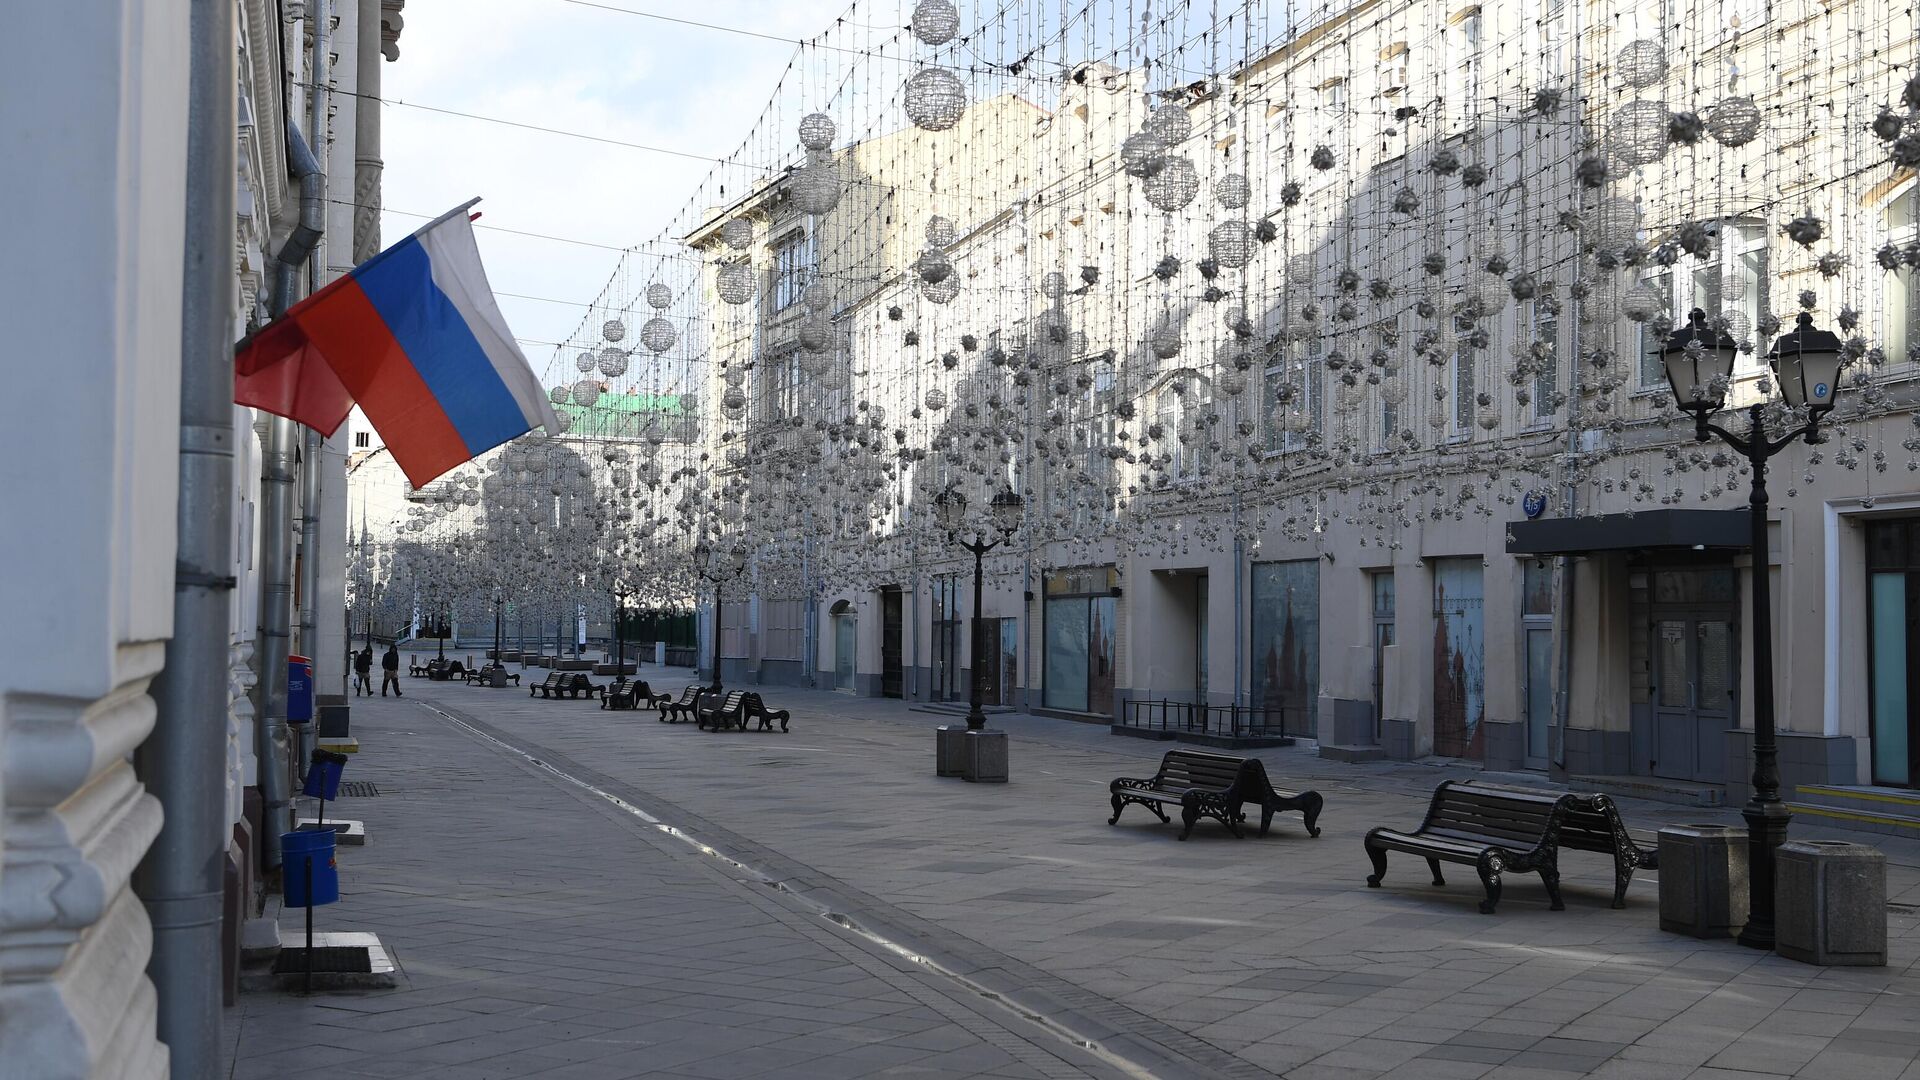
[1649,615,1734,782]
[1521,561,1554,769]
[833,614,856,692]
[1868,520,1920,786]
[1371,572,1395,738]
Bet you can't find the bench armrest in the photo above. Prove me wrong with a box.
[1111,776,1158,792]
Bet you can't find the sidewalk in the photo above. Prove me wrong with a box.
[231,671,1920,1080]
[223,691,1127,1080]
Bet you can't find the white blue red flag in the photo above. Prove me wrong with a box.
[235,199,560,486]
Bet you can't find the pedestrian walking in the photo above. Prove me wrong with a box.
[353,647,373,696]
[381,644,402,697]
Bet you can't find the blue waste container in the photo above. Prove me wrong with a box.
[302,750,348,800]
[281,829,338,907]
[287,654,314,724]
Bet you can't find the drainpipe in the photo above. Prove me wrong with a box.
[1232,489,1245,709]
[134,0,234,1069]
[258,100,327,870]
[296,0,331,767]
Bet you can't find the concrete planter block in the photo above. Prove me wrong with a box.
[1657,824,1748,938]
[1776,840,1887,966]
[963,729,1008,784]
[935,726,968,777]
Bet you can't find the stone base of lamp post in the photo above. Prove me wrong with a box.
[963,729,1008,783]
[936,726,968,777]
[1775,840,1887,966]
[1657,824,1748,938]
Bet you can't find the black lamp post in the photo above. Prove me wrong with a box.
[492,586,504,673]
[934,485,1024,730]
[1661,307,1845,951]
[612,582,629,675]
[695,540,750,694]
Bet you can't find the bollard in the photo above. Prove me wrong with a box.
[1657,824,1748,938]
[935,726,968,777]
[964,729,1008,783]
[1776,840,1887,966]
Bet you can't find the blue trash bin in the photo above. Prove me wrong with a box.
[281,829,338,907]
[287,654,314,724]
[302,750,348,800]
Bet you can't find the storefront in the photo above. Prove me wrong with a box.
[1042,566,1116,715]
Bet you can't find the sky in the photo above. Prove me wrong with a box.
[380,0,857,373]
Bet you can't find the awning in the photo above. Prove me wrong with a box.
[1506,508,1750,555]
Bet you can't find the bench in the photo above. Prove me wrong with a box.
[603,678,665,711]
[1467,781,1659,909]
[530,672,568,698]
[697,690,748,731]
[658,686,708,723]
[742,693,790,733]
[1364,780,1575,914]
[1108,749,1324,840]
[559,673,603,700]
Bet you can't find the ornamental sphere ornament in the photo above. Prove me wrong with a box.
[903,67,968,132]
[926,215,957,247]
[1611,99,1671,166]
[1143,155,1199,212]
[571,379,602,407]
[910,0,960,45]
[1708,96,1763,147]
[721,218,753,250]
[597,347,629,378]
[640,317,676,354]
[574,351,595,373]
[1215,173,1251,209]
[1120,131,1167,178]
[1616,40,1668,88]
[1144,103,1191,143]
[601,318,626,343]
[791,158,842,215]
[1208,220,1256,269]
[717,260,756,305]
[646,283,672,310]
[797,111,835,151]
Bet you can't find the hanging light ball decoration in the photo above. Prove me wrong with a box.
[597,347,629,378]
[720,386,747,418]
[1616,40,1668,88]
[1120,131,1168,178]
[1145,104,1192,143]
[1215,173,1251,209]
[798,111,835,151]
[1040,271,1067,299]
[924,387,948,411]
[721,218,754,250]
[903,67,968,132]
[601,318,626,343]
[922,274,960,305]
[717,260,756,305]
[926,215,957,247]
[1143,155,1200,212]
[1591,196,1642,250]
[1151,322,1182,360]
[640,316,676,354]
[548,385,569,404]
[646,283,672,310]
[915,247,952,284]
[1707,96,1763,147]
[571,379,602,407]
[574,351,595,373]
[1208,220,1255,269]
[1611,99,1671,166]
[909,0,960,45]
[791,157,842,215]
[1622,281,1665,322]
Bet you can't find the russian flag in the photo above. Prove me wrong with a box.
[235,199,560,487]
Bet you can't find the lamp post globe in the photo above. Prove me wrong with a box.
[1661,308,1740,428]
[1767,311,1845,422]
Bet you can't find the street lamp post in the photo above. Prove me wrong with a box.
[934,486,1024,730]
[492,586,504,673]
[1660,307,1844,951]
[695,540,750,694]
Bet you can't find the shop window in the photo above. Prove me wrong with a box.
[1042,566,1116,714]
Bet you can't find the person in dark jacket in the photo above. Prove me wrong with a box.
[353,647,373,696]
[381,644,402,697]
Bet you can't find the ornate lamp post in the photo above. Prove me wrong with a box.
[694,539,750,693]
[491,585,505,674]
[934,485,1025,730]
[1660,307,1844,951]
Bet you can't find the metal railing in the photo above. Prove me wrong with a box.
[1119,699,1314,740]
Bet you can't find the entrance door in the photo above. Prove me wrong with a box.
[1650,616,1734,782]
[997,618,1018,706]
[1522,561,1554,769]
[932,576,961,701]
[1195,575,1209,705]
[1371,572,1396,739]
[1867,520,1920,786]
[881,589,903,698]
[833,614,856,692]
[1432,559,1485,758]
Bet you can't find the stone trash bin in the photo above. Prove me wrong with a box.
[1658,824,1749,938]
[964,729,1008,784]
[936,726,968,777]
[1776,840,1887,967]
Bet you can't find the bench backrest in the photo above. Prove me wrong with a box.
[714,690,745,712]
[1462,781,1632,855]
[676,687,700,704]
[543,672,565,686]
[1421,781,1567,848]
[1153,749,1249,794]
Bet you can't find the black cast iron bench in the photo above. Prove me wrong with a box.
[1364,780,1575,914]
[531,672,567,698]
[1466,781,1659,909]
[658,685,708,723]
[742,692,790,732]
[1108,749,1323,840]
[697,690,748,730]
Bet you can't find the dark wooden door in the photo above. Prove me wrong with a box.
[881,589,903,698]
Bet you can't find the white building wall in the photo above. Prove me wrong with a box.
[0,0,191,1075]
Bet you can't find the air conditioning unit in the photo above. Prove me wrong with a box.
[1382,59,1410,97]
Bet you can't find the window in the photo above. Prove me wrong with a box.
[1266,339,1323,453]
[1525,301,1559,422]
[772,230,811,311]
[1372,328,1400,450]
[1451,8,1483,131]
[757,350,802,422]
[762,599,804,661]
[1158,374,1213,482]
[354,431,370,449]
[1538,0,1567,80]
[1886,187,1918,364]
[1638,220,1769,386]
[1452,312,1477,434]
[1043,566,1117,714]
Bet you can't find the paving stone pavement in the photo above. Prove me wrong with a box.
[222,691,1129,1080]
[230,669,1920,1080]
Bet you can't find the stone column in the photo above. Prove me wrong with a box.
[0,2,187,1074]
